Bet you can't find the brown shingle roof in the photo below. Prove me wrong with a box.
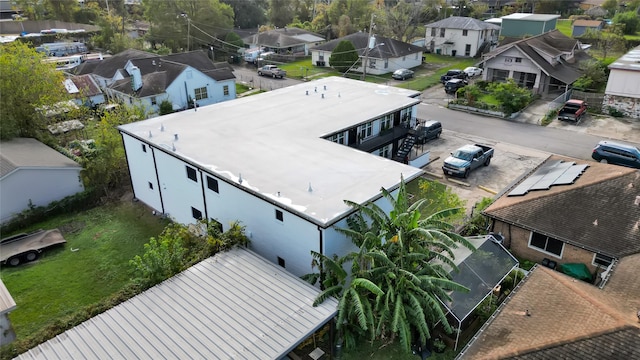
[459,262,640,359]
[484,155,640,257]
[573,20,603,27]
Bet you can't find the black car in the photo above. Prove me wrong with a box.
[415,120,442,144]
[392,68,415,80]
[591,140,640,168]
[444,79,467,94]
[440,69,467,84]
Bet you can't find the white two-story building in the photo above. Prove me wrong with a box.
[118,77,425,277]
[424,16,500,57]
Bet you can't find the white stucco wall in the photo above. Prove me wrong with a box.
[1,168,84,223]
[122,134,163,212]
[425,27,497,57]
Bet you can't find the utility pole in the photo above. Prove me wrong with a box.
[361,13,376,81]
[179,12,190,51]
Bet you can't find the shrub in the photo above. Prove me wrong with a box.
[607,106,625,117]
[159,100,173,115]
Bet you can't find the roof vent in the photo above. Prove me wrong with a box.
[174,133,179,141]
[148,131,152,138]
[323,85,326,90]
[314,86,317,93]
[238,173,243,184]
[171,142,176,151]
[308,182,313,192]
[321,93,325,99]
[277,191,281,197]
[593,219,598,226]
[338,92,341,98]
[306,90,309,95]
[635,196,640,206]
[160,124,165,132]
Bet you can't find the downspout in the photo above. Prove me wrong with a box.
[318,226,325,290]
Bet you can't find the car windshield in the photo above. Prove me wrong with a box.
[453,150,473,161]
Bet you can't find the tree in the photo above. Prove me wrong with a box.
[308,177,474,352]
[384,0,425,41]
[572,60,608,92]
[601,0,618,16]
[613,11,640,35]
[269,0,294,27]
[487,79,532,115]
[144,0,234,52]
[0,42,68,140]
[222,0,267,29]
[329,40,359,73]
[581,27,626,60]
[221,31,245,57]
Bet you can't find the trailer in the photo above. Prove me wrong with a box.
[1,229,67,266]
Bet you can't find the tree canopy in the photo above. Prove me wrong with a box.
[306,177,473,352]
[0,42,68,140]
[329,40,359,73]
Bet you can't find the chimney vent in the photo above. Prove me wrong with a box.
[321,93,325,99]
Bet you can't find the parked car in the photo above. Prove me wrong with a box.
[464,66,483,77]
[440,69,467,84]
[392,68,414,80]
[591,140,640,168]
[257,65,286,79]
[444,78,468,94]
[415,120,442,144]
[442,144,494,178]
[558,99,588,123]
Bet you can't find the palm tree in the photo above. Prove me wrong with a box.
[308,176,474,352]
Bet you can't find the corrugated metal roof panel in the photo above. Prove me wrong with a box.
[16,248,338,360]
[0,280,16,314]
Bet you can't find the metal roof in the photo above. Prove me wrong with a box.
[0,279,16,315]
[0,138,81,178]
[16,248,338,360]
[501,13,561,21]
[425,16,500,31]
[118,76,424,228]
[608,45,640,72]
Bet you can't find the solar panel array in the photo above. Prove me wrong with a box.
[509,160,589,196]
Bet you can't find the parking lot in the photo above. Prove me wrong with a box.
[417,129,550,213]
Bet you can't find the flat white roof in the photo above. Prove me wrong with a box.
[501,13,561,21]
[119,76,424,227]
[16,248,338,360]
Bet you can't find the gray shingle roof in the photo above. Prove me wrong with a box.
[16,248,338,360]
[425,16,500,31]
[243,27,325,48]
[483,155,640,258]
[0,138,81,178]
[310,32,425,59]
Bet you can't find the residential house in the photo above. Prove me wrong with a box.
[242,27,325,56]
[15,247,338,359]
[571,19,604,37]
[0,280,16,346]
[579,0,606,10]
[483,155,640,277]
[73,49,236,116]
[457,257,640,359]
[310,32,425,75]
[478,30,591,95]
[499,13,560,38]
[0,138,84,224]
[424,16,500,57]
[585,5,608,18]
[118,76,426,277]
[63,74,105,108]
[603,45,640,119]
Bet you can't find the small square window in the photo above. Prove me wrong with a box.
[462,30,468,36]
[277,256,285,268]
[142,144,147,153]
[207,176,219,193]
[148,182,153,190]
[210,218,223,233]
[515,58,522,63]
[151,97,157,105]
[192,207,202,220]
[223,85,229,96]
[186,166,197,182]
[275,209,283,221]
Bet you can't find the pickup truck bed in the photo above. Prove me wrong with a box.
[442,143,494,178]
[558,99,587,123]
[1,229,66,266]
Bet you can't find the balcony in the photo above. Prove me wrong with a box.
[352,125,409,153]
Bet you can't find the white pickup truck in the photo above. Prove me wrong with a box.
[257,65,286,79]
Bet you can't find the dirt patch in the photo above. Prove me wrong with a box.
[58,221,86,235]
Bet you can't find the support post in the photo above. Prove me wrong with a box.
[361,14,375,81]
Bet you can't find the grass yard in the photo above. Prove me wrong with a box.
[342,339,457,360]
[556,19,572,37]
[0,201,168,340]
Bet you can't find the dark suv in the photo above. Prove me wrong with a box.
[440,69,467,84]
[444,78,467,94]
[591,141,640,168]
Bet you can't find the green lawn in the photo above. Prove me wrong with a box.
[342,339,457,360]
[0,202,168,340]
[556,19,573,37]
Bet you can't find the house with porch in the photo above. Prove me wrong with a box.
[478,30,591,95]
[424,16,500,57]
[117,77,428,277]
[483,155,640,279]
[310,32,425,75]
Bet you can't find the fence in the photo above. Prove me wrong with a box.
[547,88,573,112]
[570,90,605,114]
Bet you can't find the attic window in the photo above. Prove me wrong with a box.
[462,30,468,36]
[515,57,522,63]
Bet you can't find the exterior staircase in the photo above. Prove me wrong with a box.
[393,131,417,163]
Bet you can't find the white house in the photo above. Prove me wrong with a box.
[72,50,236,116]
[63,74,105,108]
[242,27,325,56]
[603,45,640,119]
[310,32,425,75]
[424,16,500,57]
[0,138,84,223]
[118,77,425,277]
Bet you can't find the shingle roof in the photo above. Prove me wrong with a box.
[426,16,501,31]
[243,27,325,48]
[482,30,590,85]
[459,261,640,360]
[73,49,156,78]
[573,19,603,27]
[310,32,425,59]
[0,138,81,178]
[68,74,102,97]
[483,155,640,257]
[16,248,338,360]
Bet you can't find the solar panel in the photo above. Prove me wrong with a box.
[508,160,588,196]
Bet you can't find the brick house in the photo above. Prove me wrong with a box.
[482,155,640,277]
